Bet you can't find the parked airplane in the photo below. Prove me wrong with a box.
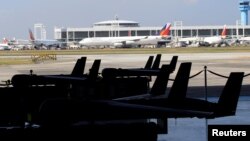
[173,36,201,47]
[237,36,250,44]
[118,63,244,119]
[201,25,227,47]
[11,57,101,87]
[0,38,11,50]
[29,29,63,49]
[79,23,171,48]
[38,68,243,124]
[173,25,227,47]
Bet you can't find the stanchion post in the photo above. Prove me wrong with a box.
[204,66,207,101]
[204,66,208,141]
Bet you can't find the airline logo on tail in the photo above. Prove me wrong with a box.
[128,30,131,36]
[160,23,171,37]
[2,38,8,44]
[221,25,227,38]
[29,29,35,41]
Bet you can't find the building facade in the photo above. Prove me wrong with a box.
[54,20,250,44]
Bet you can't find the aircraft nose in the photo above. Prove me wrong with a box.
[79,39,89,45]
[79,40,85,45]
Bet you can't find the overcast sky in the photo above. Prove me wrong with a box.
[0,0,240,39]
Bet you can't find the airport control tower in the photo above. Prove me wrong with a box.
[239,0,250,25]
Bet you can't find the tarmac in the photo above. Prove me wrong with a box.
[0,52,250,140]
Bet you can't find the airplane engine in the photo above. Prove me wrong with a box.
[125,41,136,45]
[113,41,136,48]
[124,41,136,48]
[113,43,124,48]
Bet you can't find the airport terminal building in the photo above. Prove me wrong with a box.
[54,19,250,44]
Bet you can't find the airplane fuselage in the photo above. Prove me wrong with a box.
[0,44,11,50]
[79,36,165,48]
[203,36,223,45]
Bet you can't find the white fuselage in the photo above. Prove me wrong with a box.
[33,40,61,47]
[239,36,250,41]
[203,36,223,45]
[0,43,10,50]
[79,36,165,48]
[176,37,201,44]
[238,36,250,44]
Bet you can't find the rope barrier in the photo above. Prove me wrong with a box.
[244,73,250,77]
[207,70,229,79]
[168,66,236,82]
[189,70,204,79]
[168,70,204,81]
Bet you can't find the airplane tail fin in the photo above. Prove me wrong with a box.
[144,56,154,69]
[128,30,132,36]
[169,56,178,73]
[221,25,227,38]
[150,65,172,96]
[216,72,244,116]
[71,57,87,77]
[2,38,8,44]
[88,59,101,80]
[29,29,35,41]
[152,54,161,70]
[160,23,171,37]
[167,62,192,99]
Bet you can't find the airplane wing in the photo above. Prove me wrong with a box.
[99,100,213,119]
[111,36,148,45]
[132,36,148,42]
[39,98,213,123]
[11,74,88,87]
[42,75,88,83]
[102,68,163,77]
[125,36,149,42]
